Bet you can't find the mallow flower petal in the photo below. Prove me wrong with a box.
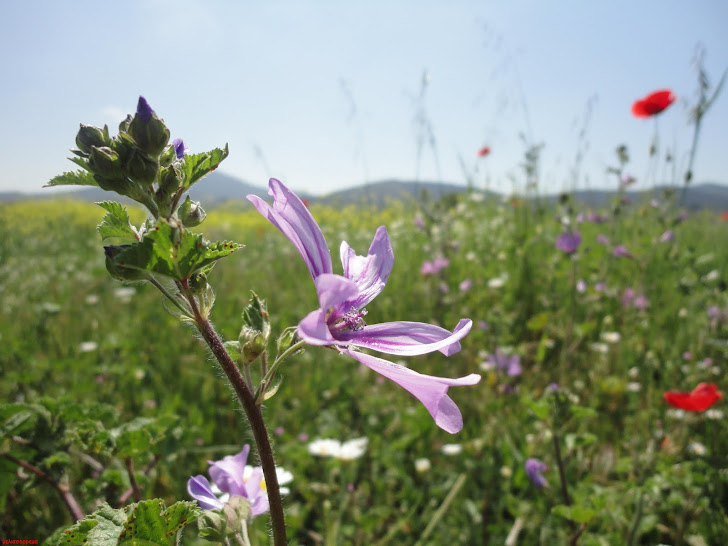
[247,178,332,280]
[187,475,225,510]
[298,309,340,346]
[344,350,481,434]
[335,319,472,356]
[314,273,360,316]
[340,226,394,309]
[244,467,270,516]
[208,446,249,496]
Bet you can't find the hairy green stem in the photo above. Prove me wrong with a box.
[148,275,193,317]
[180,281,287,545]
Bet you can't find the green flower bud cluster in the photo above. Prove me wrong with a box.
[70,96,212,223]
[239,292,271,364]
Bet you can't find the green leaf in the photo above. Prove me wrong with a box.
[44,169,98,187]
[551,504,596,524]
[110,220,242,281]
[0,408,34,440]
[182,144,229,189]
[54,500,198,546]
[524,398,550,420]
[526,312,550,331]
[97,201,139,241]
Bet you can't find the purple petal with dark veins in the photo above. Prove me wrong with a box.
[187,475,225,510]
[208,445,249,497]
[340,226,393,309]
[344,349,481,433]
[247,179,333,280]
[335,319,472,356]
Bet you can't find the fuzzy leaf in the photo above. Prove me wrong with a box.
[182,144,229,189]
[44,169,98,187]
[97,201,139,241]
[108,220,241,280]
[54,500,198,545]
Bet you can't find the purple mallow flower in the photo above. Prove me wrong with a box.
[172,138,188,159]
[248,179,480,433]
[525,458,548,488]
[136,96,155,123]
[555,231,581,254]
[660,230,675,243]
[488,349,522,377]
[612,245,634,259]
[421,256,449,275]
[187,445,269,515]
[596,234,610,246]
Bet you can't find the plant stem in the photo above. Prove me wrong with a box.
[148,275,193,317]
[124,456,142,502]
[552,432,579,539]
[1,451,84,521]
[415,473,467,545]
[256,339,307,404]
[180,281,287,545]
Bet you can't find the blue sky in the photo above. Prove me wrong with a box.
[2,0,727,196]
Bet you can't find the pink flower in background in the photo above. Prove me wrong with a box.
[597,234,610,245]
[613,245,634,259]
[459,278,473,292]
[660,230,675,243]
[421,256,450,275]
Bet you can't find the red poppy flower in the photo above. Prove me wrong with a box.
[664,383,722,412]
[720,211,728,221]
[631,89,676,118]
[477,146,491,157]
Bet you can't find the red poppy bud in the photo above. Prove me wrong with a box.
[477,146,491,157]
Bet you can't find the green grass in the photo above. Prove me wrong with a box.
[1,193,727,544]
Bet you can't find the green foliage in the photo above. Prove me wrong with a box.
[55,500,198,545]
[106,219,242,281]
[181,145,229,190]
[97,201,139,241]
[45,170,98,187]
[2,193,728,544]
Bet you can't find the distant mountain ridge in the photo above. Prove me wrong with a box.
[2,171,727,211]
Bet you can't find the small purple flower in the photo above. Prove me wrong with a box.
[172,138,188,159]
[489,349,522,377]
[413,216,425,229]
[248,179,480,433]
[596,234,610,246]
[525,458,548,488]
[613,245,634,259]
[660,230,675,243]
[594,282,607,293]
[547,382,559,392]
[576,212,585,223]
[620,173,636,187]
[136,96,155,123]
[421,256,450,275]
[555,231,581,254]
[459,278,473,292]
[632,294,649,310]
[587,212,607,223]
[651,199,660,208]
[576,279,587,293]
[621,288,636,308]
[187,446,269,515]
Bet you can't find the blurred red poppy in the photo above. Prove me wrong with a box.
[477,146,491,157]
[664,382,722,412]
[720,211,728,221]
[631,89,676,118]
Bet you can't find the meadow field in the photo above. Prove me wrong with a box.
[1,186,727,544]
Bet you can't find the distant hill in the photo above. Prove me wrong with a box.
[2,172,728,212]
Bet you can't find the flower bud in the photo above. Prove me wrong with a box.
[119,114,133,133]
[88,146,123,180]
[75,124,109,155]
[196,509,227,541]
[178,195,206,227]
[124,149,159,186]
[128,96,170,157]
[238,292,270,364]
[159,144,177,168]
[103,245,149,282]
[188,272,208,295]
[156,165,183,215]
